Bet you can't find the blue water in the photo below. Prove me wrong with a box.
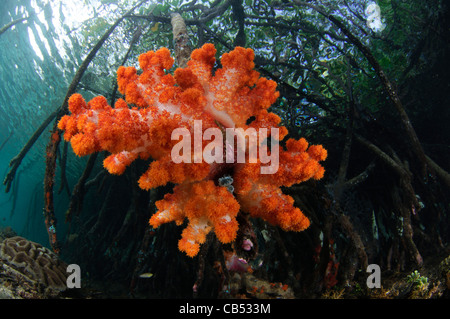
[0,0,92,245]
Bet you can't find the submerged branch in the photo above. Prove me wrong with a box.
[171,13,191,68]
[0,15,31,36]
[0,130,13,153]
[3,109,58,193]
[425,154,450,189]
[57,141,70,196]
[343,161,376,189]
[65,153,98,223]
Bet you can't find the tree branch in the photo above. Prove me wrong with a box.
[231,0,246,47]
[3,108,57,193]
[171,13,191,68]
[0,15,31,36]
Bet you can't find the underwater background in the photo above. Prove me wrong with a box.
[0,0,77,244]
[0,0,449,299]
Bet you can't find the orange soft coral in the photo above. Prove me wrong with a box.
[58,43,327,257]
[233,137,327,232]
[150,181,240,257]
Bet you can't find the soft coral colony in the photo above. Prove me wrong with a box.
[57,43,327,257]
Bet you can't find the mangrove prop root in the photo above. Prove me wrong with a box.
[0,15,31,36]
[43,0,147,253]
[3,109,57,193]
[65,153,98,223]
